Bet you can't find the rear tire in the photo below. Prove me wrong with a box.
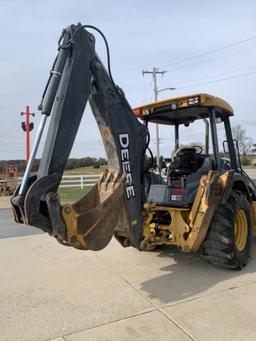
[202,190,253,270]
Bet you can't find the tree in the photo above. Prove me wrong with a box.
[231,124,253,162]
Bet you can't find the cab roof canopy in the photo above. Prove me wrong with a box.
[133,93,234,125]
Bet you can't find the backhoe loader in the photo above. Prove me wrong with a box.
[11,23,256,269]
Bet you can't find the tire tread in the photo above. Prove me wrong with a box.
[202,190,252,270]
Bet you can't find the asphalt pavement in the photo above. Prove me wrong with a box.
[0,208,43,239]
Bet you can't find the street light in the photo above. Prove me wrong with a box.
[142,68,176,167]
[157,87,176,93]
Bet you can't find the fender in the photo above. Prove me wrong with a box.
[221,171,252,203]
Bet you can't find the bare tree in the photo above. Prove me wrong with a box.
[252,143,256,153]
[232,124,253,161]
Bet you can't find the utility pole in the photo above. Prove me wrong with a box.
[21,106,35,164]
[142,67,167,167]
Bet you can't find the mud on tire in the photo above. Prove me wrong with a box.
[202,190,253,270]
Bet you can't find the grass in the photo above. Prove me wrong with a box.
[17,165,106,177]
[59,166,103,203]
[58,186,93,203]
[64,166,105,175]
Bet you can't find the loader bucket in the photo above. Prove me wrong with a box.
[61,171,125,251]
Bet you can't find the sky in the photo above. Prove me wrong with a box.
[1,0,256,160]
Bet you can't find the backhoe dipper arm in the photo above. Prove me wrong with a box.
[11,23,148,251]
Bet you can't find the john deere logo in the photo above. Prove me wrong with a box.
[119,133,135,199]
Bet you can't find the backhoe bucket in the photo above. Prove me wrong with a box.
[61,171,125,250]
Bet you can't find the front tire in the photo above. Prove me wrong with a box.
[202,190,253,270]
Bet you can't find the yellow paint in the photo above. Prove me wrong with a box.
[61,205,86,249]
[133,93,233,118]
[142,203,190,248]
[234,209,248,251]
[142,171,231,253]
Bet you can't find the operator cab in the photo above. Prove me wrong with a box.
[134,93,237,207]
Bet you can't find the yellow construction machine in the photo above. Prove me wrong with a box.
[11,23,256,269]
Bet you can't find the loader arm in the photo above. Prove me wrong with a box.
[11,23,148,250]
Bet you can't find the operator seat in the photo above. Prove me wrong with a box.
[147,154,214,207]
[185,156,214,203]
[170,147,203,176]
[166,148,214,206]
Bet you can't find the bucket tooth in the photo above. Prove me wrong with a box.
[61,171,125,250]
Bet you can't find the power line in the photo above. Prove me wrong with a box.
[173,64,256,86]
[161,34,256,69]
[168,45,256,73]
[173,70,256,90]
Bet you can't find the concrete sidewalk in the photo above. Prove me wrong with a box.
[1,218,256,341]
[1,168,256,340]
[0,196,12,208]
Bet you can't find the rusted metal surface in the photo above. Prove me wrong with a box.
[61,172,125,250]
[0,180,18,196]
[0,165,19,196]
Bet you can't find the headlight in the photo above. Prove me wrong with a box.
[187,96,200,105]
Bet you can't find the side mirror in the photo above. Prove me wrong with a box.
[223,140,229,154]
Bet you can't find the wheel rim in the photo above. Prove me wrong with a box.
[234,209,248,251]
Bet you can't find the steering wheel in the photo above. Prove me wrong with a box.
[176,145,203,157]
[191,145,203,154]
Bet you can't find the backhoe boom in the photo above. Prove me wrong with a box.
[12,23,147,250]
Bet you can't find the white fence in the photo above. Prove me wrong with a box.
[1,174,101,190]
[3,168,256,191]
[59,174,101,189]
